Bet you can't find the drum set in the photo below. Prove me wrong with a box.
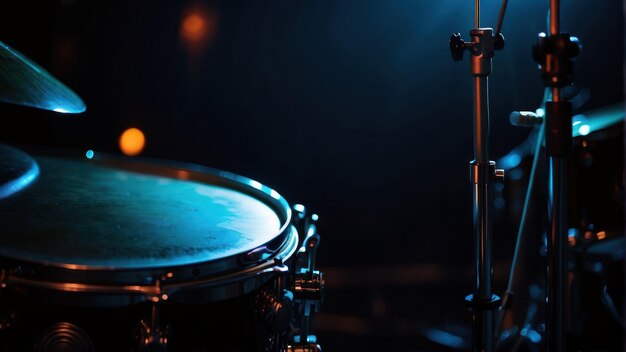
[450,0,623,351]
[0,41,324,351]
[0,0,623,351]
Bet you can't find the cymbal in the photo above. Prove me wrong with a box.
[0,40,85,114]
[0,144,39,199]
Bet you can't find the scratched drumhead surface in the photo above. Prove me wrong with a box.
[0,154,283,269]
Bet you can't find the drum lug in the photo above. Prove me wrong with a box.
[255,287,294,335]
[135,280,168,352]
[135,319,168,352]
[289,204,324,351]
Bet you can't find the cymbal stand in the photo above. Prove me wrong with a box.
[449,1,504,350]
[531,1,580,350]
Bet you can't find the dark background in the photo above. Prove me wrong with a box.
[0,0,623,350]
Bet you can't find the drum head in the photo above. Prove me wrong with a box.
[0,145,293,283]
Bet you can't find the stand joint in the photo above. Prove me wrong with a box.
[533,33,580,87]
[470,161,505,184]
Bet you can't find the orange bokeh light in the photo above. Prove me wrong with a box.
[183,14,206,40]
[180,4,218,54]
[119,128,146,157]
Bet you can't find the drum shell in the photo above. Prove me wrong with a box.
[0,282,282,351]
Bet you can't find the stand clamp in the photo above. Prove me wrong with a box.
[533,33,580,88]
[288,204,324,352]
[533,33,579,157]
[450,30,504,65]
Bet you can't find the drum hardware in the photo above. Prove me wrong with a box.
[495,98,625,351]
[495,91,549,348]
[449,1,506,351]
[497,284,544,352]
[135,280,169,351]
[569,227,624,350]
[254,284,294,336]
[255,263,294,351]
[288,204,323,352]
[532,2,581,349]
[0,40,85,114]
[34,322,95,352]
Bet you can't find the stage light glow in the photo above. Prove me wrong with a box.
[119,128,146,157]
[85,150,94,159]
[578,124,590,136]
[494,197,505,209]
[520,328,542,343]
[568,229,577,246]
[183,14,205,40]
[502,152,521,169]
[535,108,545,117]
[425,328,465,349]
[180,4,218,55]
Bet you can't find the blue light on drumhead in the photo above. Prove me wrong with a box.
[85,150,94,159]
[578,124,590,136]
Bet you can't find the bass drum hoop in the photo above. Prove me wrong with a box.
[0,148,298,307]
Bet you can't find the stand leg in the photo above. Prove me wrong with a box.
[468,57,502,352]
[547,156,567,352]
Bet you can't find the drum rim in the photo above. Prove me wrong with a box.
[3,225,299,304]
[0,145,295,288]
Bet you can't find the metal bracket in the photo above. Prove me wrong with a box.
[136,280,168,351]
[290,204,324,351]
[470,161,505,184]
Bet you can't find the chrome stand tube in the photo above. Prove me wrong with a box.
[449,4,505,351]
[466,28,502,352]
[535,1,579,350]
[547,155,567,352]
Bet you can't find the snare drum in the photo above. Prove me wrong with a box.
[0,144,303,351]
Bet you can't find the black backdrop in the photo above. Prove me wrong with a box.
[0,0,623,349]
